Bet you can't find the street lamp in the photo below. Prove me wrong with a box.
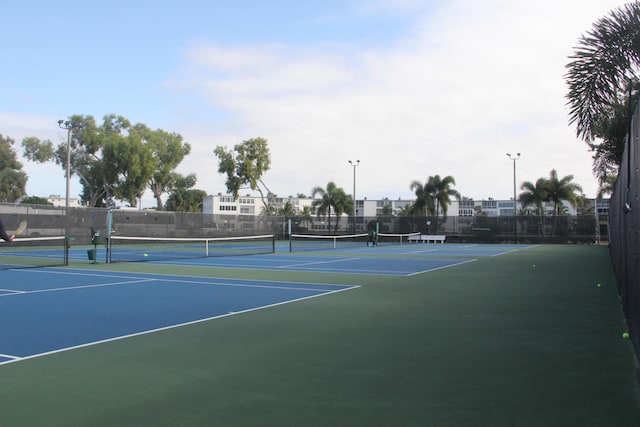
[58,119,82,240]
[348,160,360,232]
[506,153,520,242]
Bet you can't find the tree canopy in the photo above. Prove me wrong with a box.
[409,175,459,217]
[21,114,192,208]
[164,173,206,212]
[214,137,273,210]
[0,134,27,202]
[519,170,583,216]
[311,181,353,234]
[565,2,640,192]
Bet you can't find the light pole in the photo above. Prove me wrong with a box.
[58,119,81,240]
[348,160,360,233]
[506,153,520,242]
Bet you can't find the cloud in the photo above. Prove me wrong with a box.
[172,0,627,202]
[6,0,629,205]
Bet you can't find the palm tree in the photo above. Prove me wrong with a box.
[519,178,548,236]
[519,178,548,217]
[544,169,583,215]
[398,203,414,216]
[278,201,297,218]
[410,175,459,233]
[409,179,435,216]
[311,182,352,234]
[297,205,314,231]
[565,3,640,186]
[428,174,460,232]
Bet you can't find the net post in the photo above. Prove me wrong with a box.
[272,234,276,253]
[107,234,112,263]
[106,209,113,263]
[64,237,69,266]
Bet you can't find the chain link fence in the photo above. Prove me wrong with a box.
[0,203,600,245]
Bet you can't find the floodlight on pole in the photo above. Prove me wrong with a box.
[506,153,521,243]
[58,119,82,246]
[348,160,360,233]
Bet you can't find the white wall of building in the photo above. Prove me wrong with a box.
[203,194,591,218]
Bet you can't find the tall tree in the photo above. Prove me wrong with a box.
[519,177,549,236]
[22,115,190,208]
[165,173,206,212]
[214,137,273,211]
[103,128,155,206]
[137,124,192,210]
[429,175,458,217]
[565,2,640,191]
[589,98,630,192]
[428,174,460,232]
[297,205,314,230]
[311,182,352,234]
[409,175,459,232]
[278,201,297,218]
[0,134,27,202]
[544,169,583,215]
[409,179,435,216]
[519,178,548,217]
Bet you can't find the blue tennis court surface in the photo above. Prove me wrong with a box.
[148,254,477,276]
[0,269,357,365]
[78,244,531,275]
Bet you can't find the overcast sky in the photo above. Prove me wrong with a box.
[0,0,630,207]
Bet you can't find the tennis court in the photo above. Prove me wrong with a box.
[1,242,639,426]
[0,268,356,364]
[65,241,533,276]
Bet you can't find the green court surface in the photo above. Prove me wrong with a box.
[1,244,639,426]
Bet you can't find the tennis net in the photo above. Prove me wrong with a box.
[376,232,421,245]
[289,233,369,252]
[107,234,275,263]
[0,236,68,269]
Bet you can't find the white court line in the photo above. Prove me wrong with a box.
[490,249,520,257]
[407,258,477,276]
[403,249,438,254]
[0,278,157,297]
[0,353,20,360]
[277,257,361,268]
[14,267,350,290]
[0,284,360,366]
[0,288,26,294]
[150,276,352,292]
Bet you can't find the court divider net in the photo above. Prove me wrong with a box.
[107,234,275,263]
[376,232,421,245]
[289,233,369,252]
[0,236,69,269]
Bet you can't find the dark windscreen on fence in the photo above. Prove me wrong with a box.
[609,95,640,368]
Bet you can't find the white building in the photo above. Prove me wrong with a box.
[203,193,596,218]
[203,194,313,216]
[46,194,83,208]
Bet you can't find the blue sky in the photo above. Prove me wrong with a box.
[0,0,630,207]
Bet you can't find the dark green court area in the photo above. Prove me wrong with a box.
[1,244,638,426]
